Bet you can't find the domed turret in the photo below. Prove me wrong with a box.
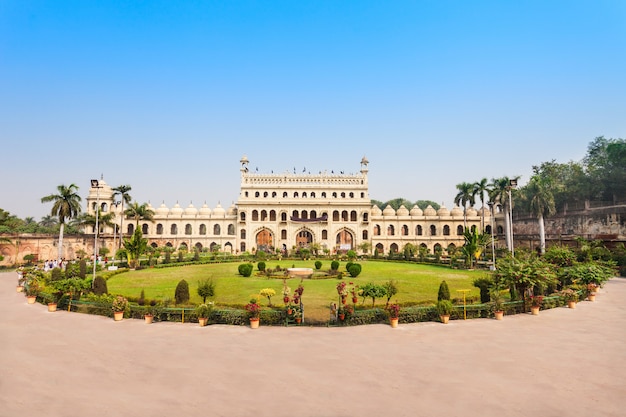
[423,205,437,216]
[371,205,382,216]
[437,205,450,216]
[450,205,463,217]
[199,202,212,216]
[170,202,183,216]
[184,203,198,216]
[212,203,226,217]
[227,203,237,216]
[156,202,169,216]
[466,207,478,217]
[396,205,409,216]
[409,205,423,216]
[382,205,396,217]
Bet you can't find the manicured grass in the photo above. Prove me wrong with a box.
[107,260,487,322]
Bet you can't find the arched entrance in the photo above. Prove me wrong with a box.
[295,229,313,247]
[336,229,353,252]
[256,229,273,252]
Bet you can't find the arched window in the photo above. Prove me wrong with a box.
[416,225,423,236]
[199,224,207,235]
[252,210,259,221]
[281,229,287,239]
[341,211,348,221]
[311,192,316,198]
[170,224,177,235]
[292,210,299,219]
[127,224,134,235]
[240,242,246,252]
[443,225,450,236]
[350,211,357,221]
[349,192,354,198]
[375,243,384,254]
[341,192,346,198]
[214,224,221,235]
[387,225,395,236]
[471,225,477,232]
[485,225,492,234]
[497,225,504,234]
[283,192,288,198]
[255,191,260,197]
[272,191,277,198]
[333,211,340,221]
[142,224,149,234]
[227,224,235,235]
[430,225,436,236]
[261,210,268,221]
[322,192,327,198]
[302,192,307,198]
[332,192,337,198]
[301,211,309,220]
[240,229,246,239]
[362,230,368,240]
[457,225,464,235]
[401,225,408,236]
[294,192,299,198]
[322,230,328,240]
[240,212,246,221]
[270,210,276,221]
[281,212,287,222]
[101,203,108,212]
[374,225,381,236]
[363,212,369,222]
[263,191,268,198]
[156,224,164,235]
[185,224,192,235]
[390,243,399,253]
[310,210,317,219]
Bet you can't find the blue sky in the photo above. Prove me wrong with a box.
[1,0,625,220]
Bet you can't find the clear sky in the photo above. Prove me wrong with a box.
[1,0,625,220]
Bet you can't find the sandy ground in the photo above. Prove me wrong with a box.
[1,271,625,417]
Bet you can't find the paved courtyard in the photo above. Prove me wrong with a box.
[1,270,625,417]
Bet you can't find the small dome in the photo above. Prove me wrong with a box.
[409,205,423,216]
[371,205,382,216]
[156,202,169,215]
[184,203,198,215]
[170,202,183,215]
[437,205,450,216]
[466,207,478,217]
[450,205,464,217]
[199,202,212,216]
[212,203,226,217]
[382,205,396,216]
[424,205,437,216]
[227,203,237,215]
[396,205,409,216]
[478,206,490,217]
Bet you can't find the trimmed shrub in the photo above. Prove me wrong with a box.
[174,279,190,304]
[138,289,145,306]
[238,263,253,277]
[331,260,340,271]
[92,276,108,296]
[50,267,63,282]
[346,261,353,272]
[348,263,362,277]
[257,261,266,272]
[473,277,492,303]
[438,280,450,301]
[79,259,87,278]
[314,260,322,270]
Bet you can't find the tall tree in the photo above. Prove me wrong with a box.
[112,184,132,246]
[526,175,556,255]
[454,182,475,229]
[489,177,513,251]
[41,184,82,260]
[74,209,116,233]
[124,202,155,228]
[473,178,489,231]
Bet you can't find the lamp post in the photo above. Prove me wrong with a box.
[111,200,120,266]
[91,179,101,286]
[488,202,496,271]
[508,179,518,258]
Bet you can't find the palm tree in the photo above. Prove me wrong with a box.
[39,215,58,229]
[489,177,519,252]
[473,178,489,231]
[124,202,155,229]
[112,184,132,246]
[527,176,556,255]
[454,182,475,230]
[74,209,116,233]
[41,184,82,260]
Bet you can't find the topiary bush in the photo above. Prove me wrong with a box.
[238,263,253,277]
[257,261,266,272]
[79,259,87,278]
[348,263,362,277]
[175,279,190,304]
[92,276,108,296]
[315,260,322,270]
[331,260,340,271]
[346,261,353,272]
[438,280,450,301]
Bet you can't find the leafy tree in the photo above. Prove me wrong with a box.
[454,181,475,229]
[41,184,82,260]
[383,280,398,306]
[124,201,155,227]
[112,184,132,246]
[123,229,148,268]
[197,279,216,303]
[526,174,556,254]
[260,288,276,306]
[360,283,387,307]
[489,176,519,252]
[584,136,626,202]
[461,228,491,268]
[473,178,489,231]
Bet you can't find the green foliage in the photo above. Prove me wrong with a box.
[238,263,253,277]
[348,263,362,277]
[177,251,184,262]
[473,277,493,303]
[331,260,340,271]
[50,267,63,282]
[138,289,145,306]
[360,282,387,306]
[544,245,577,267]
[257,261,266,272]
[436,299,453,316]
[197,279,216,303]
[79,259,87,278]
[92,276,108,296]
[195,303,213,319]
[346,250,357,260]
[164,251,171,264]
[493,254,558,303]
[259,288,276,306]
[437,280,450,301]
[174,279,190,304]
[314,260,322,270]
[383,280,398,305]
[123,229,148,268]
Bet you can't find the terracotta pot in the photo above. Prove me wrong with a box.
[27,296,37,304]
[295,317,302,324]
[440,315,450,324]
[531,306,540,315]
[494,311,504,320]
[16,285,24,293]
[390,317,399,328]
[47,303,57,312]
[287,309,293,315]
[341,295,347,305]
[568,301,576,309]
[352,297,358,304]
[588,294,596,302]
[198,317,208,327]
[113,311,124,321]
[144,314,154,324]
[250,318,260,329]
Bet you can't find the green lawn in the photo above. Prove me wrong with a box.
[107,260,487,322]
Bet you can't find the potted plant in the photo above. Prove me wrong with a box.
[111,295,128,321]
[560,288,578,309]
[289,304,302,324]
[245,298,261,328]
[387,303,400,328]
[436,300,453,324]
[144,300,157,324]
[586,283,598,302]
[530,295,543,315]
[490,289,505,320]
[196,303,213,327]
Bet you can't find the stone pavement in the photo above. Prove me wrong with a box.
[1,271,625,417]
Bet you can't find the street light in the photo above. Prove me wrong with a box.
[111,200,121,266]
[508,179,518,258]
[91,179,102,286]
[488,202,496,271]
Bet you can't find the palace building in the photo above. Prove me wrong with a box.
[82,156,486,258]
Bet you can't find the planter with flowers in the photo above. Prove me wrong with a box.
[387,303,400,328]
[245,299,261,328]
[337,281,348,305]
[560,289,578,309]
[112,296,128,321]
[586,283,597,302]
[530,295,543,315]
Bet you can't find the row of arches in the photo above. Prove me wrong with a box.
[242,210,368,222]
[245,190,365,199]
[149,241,234,253]
[128,223,237,236]
[249,227,355,250]
[372,224,498,237]
[374,242,457,254]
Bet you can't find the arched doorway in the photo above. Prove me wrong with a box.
[295,229,313,248]
[256,229,273,252]
[336,229,353,251]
